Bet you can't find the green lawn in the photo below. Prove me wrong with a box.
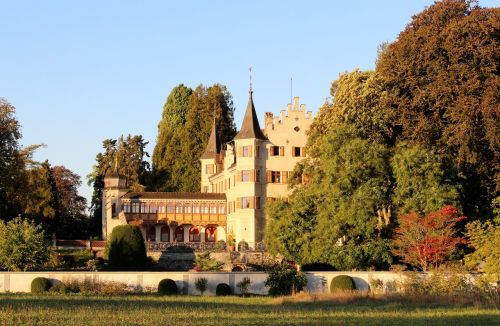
[0,294,498,326]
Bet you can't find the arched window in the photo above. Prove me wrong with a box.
[175,226,184,242]
[205,226,217,242]
[148,226,156,242]
[189,226,201,242]
[160,226,170,242]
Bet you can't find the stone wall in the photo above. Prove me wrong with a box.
[0,271,405,295]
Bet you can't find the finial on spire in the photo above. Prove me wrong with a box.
[249,66,253,94]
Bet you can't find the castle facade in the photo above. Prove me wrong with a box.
[102,90,312,250]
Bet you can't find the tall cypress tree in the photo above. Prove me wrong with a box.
[151,83,236,192]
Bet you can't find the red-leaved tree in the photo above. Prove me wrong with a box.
[392,206,467,271]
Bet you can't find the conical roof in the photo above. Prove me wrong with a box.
[234,91,267,140]
[201,114,221,159]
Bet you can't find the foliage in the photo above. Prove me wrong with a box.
[158,279,178,295]
[151,84,236,192]
[392,206,467,271]
[465,220,500,281]
[87,135,150,237]
[216,283,231,296]
[194,251,224,271]
[49,279,138,295]
[0,216,50,271]
[31,277,52,293]
[237,241,249,251]
[226,233,236,247]
[391,143,460,216]
[376,0,499,219]
[51,165,88,239]
[330,275,356,293]
[194,278,208,295]
[236,277,251,296]
[264,263,307,296]
[106,225,147,271]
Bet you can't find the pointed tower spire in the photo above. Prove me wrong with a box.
[201,107,221,159]
[234,70,267,140]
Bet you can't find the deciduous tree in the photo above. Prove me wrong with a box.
[392,206,466,271]
[376,0,499,218]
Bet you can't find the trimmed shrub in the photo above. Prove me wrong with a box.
[195,278,208,295]
[330,275,356,293]
[106,225,147,271]
[31,277,51,293]
[236,277,251,296]
[158,279,178,295]
[265,263,307,296]
[216,283,231,296]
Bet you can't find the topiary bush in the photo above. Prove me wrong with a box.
[106,225,147,271]
[158,279,178,295]
[330,275,356,293]
[31,277,51,293]
[216,283,231,296]
[265,263,307,296]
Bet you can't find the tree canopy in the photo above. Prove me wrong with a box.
[151,83,236,192]
[376,0,499,218]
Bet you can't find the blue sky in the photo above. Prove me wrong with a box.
[1,0,497,201]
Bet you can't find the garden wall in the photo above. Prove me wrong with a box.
[0,271,405,295]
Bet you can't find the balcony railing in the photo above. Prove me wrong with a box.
[147,241,267,252]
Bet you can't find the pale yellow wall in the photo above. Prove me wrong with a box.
[202,97,313,246]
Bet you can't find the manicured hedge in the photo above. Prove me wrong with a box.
[216,283,231,296]
[106,225,147,271]
[330,275,356,293]
[158,279,178,295]
[31,277,51,293]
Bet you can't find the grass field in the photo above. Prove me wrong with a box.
[0,293,498,326]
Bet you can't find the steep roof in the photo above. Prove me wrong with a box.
[201,114,221,159]
[234,91,267,140]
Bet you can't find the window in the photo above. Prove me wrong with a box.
[193,205,200,214]
[185,204,192,214]
[140,202,147,213]
[123,203,130,213]
[203,186,209,193]
[201,204,209,214]
[205,227,217,242]
[205,164,213,174]
[255,145,260,158]
[175,226,184,242]
[242,146,250,157]
[219,204,225,214]
[241,170,251,182]
[255,197,261,209]
[241,197,251,209]
[256,169,260,182]
[270,146,280,156]
[175,205,183,214]
[149,203,157,213]
[160,226,170,242]
[132,203,140,213]
[148,226,156,242]
[167,204,175,214]
[189,226,201,242]
[158,203,165,213]
[271,171,281,183]
[293,147,302,157]
[111,203,116,217]
[210,205,217,214]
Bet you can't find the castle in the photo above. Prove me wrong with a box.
[102,89,313,250]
